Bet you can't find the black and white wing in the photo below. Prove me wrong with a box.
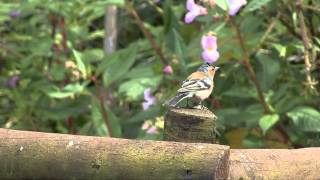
[177,77,212,93]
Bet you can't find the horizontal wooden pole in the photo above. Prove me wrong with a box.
[229,148,320,179]
[1,128,320,179]
[0,128,229,180]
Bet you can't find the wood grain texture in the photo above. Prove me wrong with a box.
[229,148,320,180]
[0,128,229,180]
[164,108,217,143]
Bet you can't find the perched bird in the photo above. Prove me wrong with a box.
[166,63,219,109]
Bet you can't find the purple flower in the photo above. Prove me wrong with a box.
[9,11,20,18]
[146,126,159,135]
[201,34,220,63]
[142,88,156,111]
[227,0,247,16]
[163,65,173,75]
[6,75,20,88]
[185,0,208,24]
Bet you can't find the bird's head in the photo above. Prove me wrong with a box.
[198,63,220,77]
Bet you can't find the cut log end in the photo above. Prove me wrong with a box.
[163,108,217,143]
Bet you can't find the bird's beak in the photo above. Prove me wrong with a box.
[215,67,220,71]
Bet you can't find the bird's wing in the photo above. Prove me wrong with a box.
[178,76,212,93]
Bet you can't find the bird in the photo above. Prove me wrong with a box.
[166,63,219,109]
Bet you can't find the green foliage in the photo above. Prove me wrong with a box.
[287,107,320,132]
[259,114,279,135]
[0,0,319,148]
[243,0,273,12]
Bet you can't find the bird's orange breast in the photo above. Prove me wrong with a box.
[187,71,207,80]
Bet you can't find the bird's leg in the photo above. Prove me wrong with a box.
[192,100,202,109]
[186,98,189,108]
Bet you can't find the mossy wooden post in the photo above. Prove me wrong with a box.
[164,108,217,143]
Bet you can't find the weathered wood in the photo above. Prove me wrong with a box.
[0,128,229,180]
[229,148,320,179]
[164,108,217,143]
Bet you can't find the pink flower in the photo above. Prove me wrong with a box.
[201,34,220,63]
[142,88,156,111]
[163,65,173,75]
[141,121,151,130]
[227,0,247,16]
[146,126,159,135]
[185,0,208,24]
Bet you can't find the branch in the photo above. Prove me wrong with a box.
[126,3,168,65]
[278,14,302,40]
[93,77,113,137]
[230,19,271,114]
[253,12,280,52]
[302,4,320,12]
[0,43,23,58]
[104,6,118,54]
[296,0,318,93]
[231,19,292,144]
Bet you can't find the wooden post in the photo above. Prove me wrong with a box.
[163,108,217,143]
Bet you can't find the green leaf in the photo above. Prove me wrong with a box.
[216,0,228,11]
[90,98,122,137]
[105,105,122,137]
[99,0,125,6]
[47,83,87,99]
[222,87,257,99]
[126,106,161,124]
[119,76,161,100]
[243,0,272,12]
[73,50,87,79]
[99,43,138,87]
[171,29,187,73]
[243,134,265,148]
[287,106,320,132]
[91,98,108,136]
[256,53,280,91]
[259,114,279,135]
[271,44,287,57]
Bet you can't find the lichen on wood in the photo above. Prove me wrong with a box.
[164,108,217,143]
[0,128,229,180]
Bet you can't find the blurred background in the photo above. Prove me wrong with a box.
[0,0,319,148]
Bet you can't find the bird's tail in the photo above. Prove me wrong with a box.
[165,93,190,107]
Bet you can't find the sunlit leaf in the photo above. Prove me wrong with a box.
[216,0,228,11]
[73,49,87,79]
[99,43,139,87]
[287,107,320,132]
[243,0,272,12]
[259,114,279,135]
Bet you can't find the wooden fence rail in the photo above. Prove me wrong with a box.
[1,108,319,179]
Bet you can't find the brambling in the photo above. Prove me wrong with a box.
[166,63,219,109]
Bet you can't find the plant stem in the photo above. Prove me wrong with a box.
[253,12,280,52]
[296,0,318,93]
[104,6,118,54]
[231,19,291,145]
[127,3,168,65]
[94,79,113,137]
[0,43,23,58]
[302,4,320,12]
[278,14,301,40]
[231,19,271,114]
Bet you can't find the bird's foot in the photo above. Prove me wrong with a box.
[192,105,202,109]
[191,104,208,110]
